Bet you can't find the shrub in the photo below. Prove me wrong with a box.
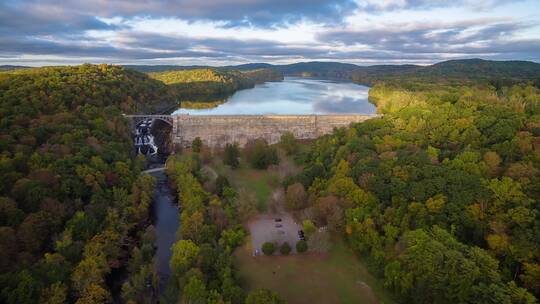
[262,242,275,256]
[296,240,308,253]
[280,242,291,255]
[302,219,317,236]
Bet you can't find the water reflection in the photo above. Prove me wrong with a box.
[173,77,375,115]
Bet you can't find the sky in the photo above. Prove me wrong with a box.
[0,0,539,66]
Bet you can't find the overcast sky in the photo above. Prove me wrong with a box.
[1,0,539,66]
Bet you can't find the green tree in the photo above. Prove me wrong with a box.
[280,131,298,155]
[39,282,67,304]
[170,240,200,276]
[302,220,317,236]
[223,143,240,169]
[262,242,275,256]
[182,276,207,304]
[192,137,203,153]
[244,139,279,169]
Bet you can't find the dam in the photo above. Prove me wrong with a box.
[172,114,377,148]
[126,114,378,149]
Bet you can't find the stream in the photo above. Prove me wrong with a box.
[151,171,178,293]
[134,119,178,295]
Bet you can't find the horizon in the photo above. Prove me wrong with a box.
[1,0,539,66]
[3,57,540,69]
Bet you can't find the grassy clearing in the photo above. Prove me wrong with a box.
[209,151,284,211]
[234,237,395,304]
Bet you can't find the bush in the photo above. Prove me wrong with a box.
[244,139,279,169]
[302,219,317,236]
[296,240,308,253]
[280,242,291,255]
[262,242,275,256]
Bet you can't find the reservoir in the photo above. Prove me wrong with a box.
[173,77,375,115]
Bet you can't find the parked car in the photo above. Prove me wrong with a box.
[275,218,282,222]
[275,224,283,228]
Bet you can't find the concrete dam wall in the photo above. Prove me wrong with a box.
[172,114,378,148]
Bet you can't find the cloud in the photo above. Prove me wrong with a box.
[0,2,118,37]
[4,0,357,28]
[355,0,523,11]
[317,19,540,60]
[0,0,538,65]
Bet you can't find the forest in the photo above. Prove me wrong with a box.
[148,68,282,102]
[0,64,175,303]
[286,77,540,303]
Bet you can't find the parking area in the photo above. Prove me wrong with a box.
[248,212,302,254]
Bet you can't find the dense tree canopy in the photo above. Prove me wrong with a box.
[293,79,540,302]
[148,68,282,102]
[0,65,164,303]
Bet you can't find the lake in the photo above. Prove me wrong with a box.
[172,77,375,115]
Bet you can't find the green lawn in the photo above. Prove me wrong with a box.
[210,157,280,211]
[234,237,396,304]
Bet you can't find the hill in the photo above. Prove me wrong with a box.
[0,64,169,303]
[0,65,31,72]
[352,59,540,86]
[127,59,540,85]
[148,68,282,101]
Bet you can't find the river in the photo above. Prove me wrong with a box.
[133,120,177,294]
[151,171,178,293]
[173,77,375,115]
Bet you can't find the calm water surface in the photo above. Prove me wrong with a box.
[173,77,375,115]
[152,172,178,292]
